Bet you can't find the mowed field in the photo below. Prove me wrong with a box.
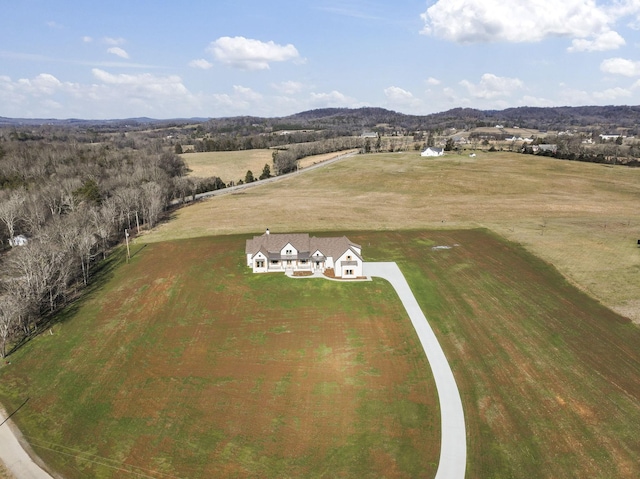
[182,149,274,182]
[150,150,640,324]
[181,149,357,183]
[0,235,440,479]
[1,230,639,478]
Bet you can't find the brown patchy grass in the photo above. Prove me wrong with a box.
[182,149,358,183]
[146,151,640,323]
[2,230,639,478]
[181,149,273,182]
[0,461,15,479]
[358,229,640,478]
[0,236,439,478]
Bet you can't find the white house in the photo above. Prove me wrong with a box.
[8,235,28,247]
[245,230,363,278]
[421,147,444,157]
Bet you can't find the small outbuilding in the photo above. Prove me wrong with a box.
[421,147,444,157]
[8,235,28,247]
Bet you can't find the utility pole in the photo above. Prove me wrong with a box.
[125,229,131,263]
[135,211,140,234]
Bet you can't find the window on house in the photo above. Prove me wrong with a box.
[285,249,292,254]
[345,269,353,275]
[346,255,352,260]
[256,260,264,268]
[271,260,279,265]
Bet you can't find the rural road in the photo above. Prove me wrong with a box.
[174,150,359,204]
[363,262,467,479]
[0,408,53,479]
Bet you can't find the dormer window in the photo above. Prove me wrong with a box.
[286,249,293,254]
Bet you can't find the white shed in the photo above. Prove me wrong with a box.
[9,235,28,247]
[421,147,444,157]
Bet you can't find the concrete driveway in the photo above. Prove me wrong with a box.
[363,262,466,479]
[0,408,53,478]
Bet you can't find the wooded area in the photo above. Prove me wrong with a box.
[0,128,187,357]
[3,104,640,358]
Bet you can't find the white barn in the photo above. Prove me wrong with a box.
[245,230,363,278]
[421,147,444,157]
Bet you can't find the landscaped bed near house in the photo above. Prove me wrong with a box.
[0,229,638,478]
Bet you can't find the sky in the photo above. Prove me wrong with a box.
[1,0,640,119]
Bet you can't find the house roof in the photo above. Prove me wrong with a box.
[246,232,362,261]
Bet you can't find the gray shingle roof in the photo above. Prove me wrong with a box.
[246,232,362,261]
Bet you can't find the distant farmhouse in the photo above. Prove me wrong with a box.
[246,230,363,278]
[532,144,558,154]
[421,147,444,157]
[360,132,378,138]
[8,234,28,247]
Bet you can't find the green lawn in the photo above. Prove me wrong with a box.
[1,230,639,478]
[0,234,439,479]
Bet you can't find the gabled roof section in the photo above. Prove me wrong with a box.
[310,236,362,262]
[246,232,310,256]
[246,232,362,260]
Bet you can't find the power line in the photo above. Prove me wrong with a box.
[21,434,184,479]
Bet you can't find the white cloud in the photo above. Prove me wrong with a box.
[233,85,262,101]
[309,90,359,107]
[426,77,441,86]
[568,30,625,51]
[208,36,300,70]
[384,86,414,102]
[107,47,129,59]
[271,80,305,95]
[519,95,556,107]
[189,58,213,70]
[600,57,640,76]
[82,36,93,43]
[459,73,523,99]
[103,37,126,46]
[46,21,63,29]
[384,86,423,113]
[421,0,617,48]
[0,70,209,118]
[592,87,632,100]
[91,69,190,103]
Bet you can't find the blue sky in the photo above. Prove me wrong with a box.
[1,0,640,119]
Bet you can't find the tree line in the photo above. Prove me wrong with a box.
[271,137,364,175]
[0,129,188,357]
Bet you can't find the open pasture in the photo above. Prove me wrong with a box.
[1,230,639,478]
[182,149,358,184]
[0,235,440,479]
[148,151,640,323]
[181,149,273,182]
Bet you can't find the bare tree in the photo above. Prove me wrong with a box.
[141,181,165,228]
[0,188,26,244]
[0,294,20,358]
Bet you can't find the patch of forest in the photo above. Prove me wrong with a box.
[0,128,190,357]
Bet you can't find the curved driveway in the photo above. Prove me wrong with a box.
[363,262,466,479]
[0,259,465,479]
[0,409,52,478]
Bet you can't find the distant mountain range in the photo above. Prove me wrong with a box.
[3,105,640,134]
